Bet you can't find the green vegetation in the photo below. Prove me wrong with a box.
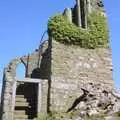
[48,12,109,49]
[36,111,120,120]
[87,12,109,48]
[35,114,54,120]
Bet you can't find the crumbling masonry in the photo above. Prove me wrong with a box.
[0,0,115,120]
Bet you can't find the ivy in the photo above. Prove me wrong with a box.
[48,12,109,49]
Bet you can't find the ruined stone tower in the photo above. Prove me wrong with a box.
[0,0,115,120]
[63,0,106,28]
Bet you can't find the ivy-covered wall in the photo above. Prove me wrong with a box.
[48,12,109,49]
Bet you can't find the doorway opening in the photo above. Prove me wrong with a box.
[14,83,38,119]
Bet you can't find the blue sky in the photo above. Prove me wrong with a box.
[0,0,120,91]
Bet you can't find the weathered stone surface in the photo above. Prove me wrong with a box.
[0,1,116,119]
[0,43,49,120]
[63,8,72,23]
[0,37,116,120]
[49,40,115,112]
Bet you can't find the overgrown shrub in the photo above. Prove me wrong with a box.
[48,12,109,49]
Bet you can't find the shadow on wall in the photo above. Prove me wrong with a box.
[67,88,89,112]
[31,41,52,80]
[31,38,52,113]
[16,83,38,119]
[31,68,41,79]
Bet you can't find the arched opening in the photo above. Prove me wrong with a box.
[16,63,26,80]
[15,63,38,119]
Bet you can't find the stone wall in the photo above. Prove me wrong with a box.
[63,0,105,28]
[50,40,114,111]
[0,44,49,120]
[0,38,115,119]
[0,68,15,120]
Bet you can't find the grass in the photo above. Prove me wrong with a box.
[35,111,120,120]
